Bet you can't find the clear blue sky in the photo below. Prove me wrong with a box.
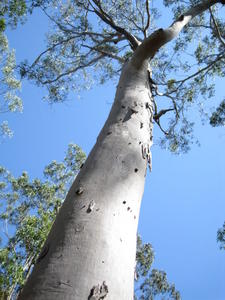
[1,3,225,300]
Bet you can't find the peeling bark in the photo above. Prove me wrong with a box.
[88,281,108,300]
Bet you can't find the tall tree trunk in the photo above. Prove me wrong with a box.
[18,1,223,298]
[18,61,153,300]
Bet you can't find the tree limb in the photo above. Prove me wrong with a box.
[153,108,174,121]
[163,53,224,95]
[30,37,76,68]
[209,7,225,46]
[40,54,105,84]
[132,0,225,68]
[90,0,141,50]
[144,0,151,38]
[82,44,125,63]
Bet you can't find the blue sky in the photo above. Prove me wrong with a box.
[1,3,225,300]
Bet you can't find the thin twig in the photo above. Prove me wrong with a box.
[144,0,151,38]
[90,0,141,50]
[209,7,225,46]
[41,54,105,84]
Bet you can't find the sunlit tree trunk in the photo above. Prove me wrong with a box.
[18,1,224,299]
[18,60,153,300]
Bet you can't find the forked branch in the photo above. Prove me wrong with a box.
[144,0,151,38]
[90,0,141,50]
[209,7,225,46]
[132,0,225,68]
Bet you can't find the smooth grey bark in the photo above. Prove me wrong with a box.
[18,1,224,299]
[18,61,153,300]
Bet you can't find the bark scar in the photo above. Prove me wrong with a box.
[123,107,138,122]
[75,224,84,233]
[76,186,84,195]
[57,281,72,288]
[87,200,96,213]
[141,143,152,172]
[88,281,108,299]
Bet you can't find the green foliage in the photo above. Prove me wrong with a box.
[0,1,27,28]
[136,235,154,279]
[159,119,197,154]
[0,30,22,140]
[16,1,224,153]
[217,222,225,250]
[139,269,180,300]
[0,0,38,141]
[0,121,13,139]
[210,100,225,127]
[19,0,160,103]
[0,144,86,299]
[0,19,6,33]
[151,1,225,153]
[135,236,180,300]
[0,1,224,149]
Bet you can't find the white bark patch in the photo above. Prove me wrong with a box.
[88,281,108,300]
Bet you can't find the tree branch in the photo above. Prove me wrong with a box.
[90,0,141,50]
[162,53,224,95]
[209,7,225,46]
[132,0,225,68]
[153,108,174,122]
[82,44,125,63]
[144,0,151,38]
[30,37,76,67]
[40,54,105,84]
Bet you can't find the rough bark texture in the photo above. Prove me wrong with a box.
[18,61,153,300]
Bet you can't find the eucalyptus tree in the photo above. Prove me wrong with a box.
[0,0,28,139]
[0,28,22,139]
[17,0,225,299]
[210,99,225,126]
[135,236,180,300]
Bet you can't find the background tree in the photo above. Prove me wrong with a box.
[0,27,22,139]
[210,99,225,126]
[210,99,225,253]
[135,236,180,300]
[0,0,28,139]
